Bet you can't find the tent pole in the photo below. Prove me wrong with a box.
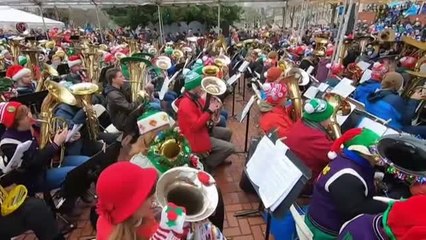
[218,2,221,33]
[38,4,49,40]
[157,5,163,45]
[91,0,104,43]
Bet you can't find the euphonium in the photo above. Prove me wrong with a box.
[9,37,23,65]
[285,68,310,121]
[324,93,352,139]
[39,80,77,168]
[155,167,218,222]
[0,184,27,216]
[70,83,100,141]
[172,49,184,62]
[120,57,152,102]
[201,76,226,125]
[81,44,100,83]
[202,65,220,77]
[314,38,328,56]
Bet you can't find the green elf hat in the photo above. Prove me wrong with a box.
[18,56,27,66]
[191,59,204,70]
[192,65,203,75]
[183,70,202,91]
[165,46,173,56]
[303,98,334,123]
[137,110,175,135]
[328,128,380,159]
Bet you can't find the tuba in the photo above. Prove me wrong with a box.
[201,76,226,126]
[120,57,152,102]
[202,65,220,77]
[314,38,328,57]
[402,56,426,98]
[324,93,351,139]
[284,68,310,121]
[156,167,218,222]
[69,83,100,141]
[379,29,396,42]
[127,39,140,56]
[39,80,77,168]
[0,184,27,216]
[81,44,101,84]
[9,37,24,65]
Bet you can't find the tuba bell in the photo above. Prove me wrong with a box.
[202,65,220,77]
[155,167,219,222]
[284,68,310,121]
[324,93,351,139]
[155,56,172,71]
[69,82,100,141]
[201,76,226,125]
[314,38,328,57]
[379,29,396,42]
[0,184,27,216]
[120,57,152,102]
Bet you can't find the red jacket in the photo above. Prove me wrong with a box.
[259,106,293,138]
[284,120,333,193]
[177,93,212,153]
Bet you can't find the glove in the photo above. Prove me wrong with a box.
[151,203,186,240]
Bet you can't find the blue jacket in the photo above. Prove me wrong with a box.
[366,90,419,129]
[54,103,86,128]
[353,80,381,105]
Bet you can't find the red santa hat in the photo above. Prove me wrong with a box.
[326,62,344,76]
[327,128,380,159]
[371,62,389,81]
[400,56,417,70]
[6,65,31,81]
[68,55,82,68]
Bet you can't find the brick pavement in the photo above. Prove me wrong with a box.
[15,86,274,239]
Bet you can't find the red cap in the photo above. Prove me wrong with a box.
[0,101,23,128]
[96,162,158,225]
[265,67,283,83]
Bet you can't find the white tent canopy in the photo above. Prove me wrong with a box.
[0,6,64,32]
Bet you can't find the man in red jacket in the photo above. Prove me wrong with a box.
[177,70,235,171]
[284,98,334,195]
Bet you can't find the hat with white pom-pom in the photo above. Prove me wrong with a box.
[303,98,334,123]
[327,128,380,159]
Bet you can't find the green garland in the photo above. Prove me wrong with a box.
[147,128,191,173]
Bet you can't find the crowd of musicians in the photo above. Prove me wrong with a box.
[0,15,426,240]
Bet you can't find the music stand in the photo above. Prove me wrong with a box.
[237,95,257,153]
[234,132,312,240]
[10,91,48,115]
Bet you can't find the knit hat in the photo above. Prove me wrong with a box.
[325,46,334,57]
[68,55,82,68]
[103,52,115,64]
[384,195,426,240]
[165,46,173,56]
[303,98,334,123]
[327,62,344,76]
[263,82,287,105]
[192,59,204,70]
[137,110,174,135]
[327,128,380,159]
[381,72,404,91]
[193,66,203,75]
[400,56,417,70]
[0,101,23,128]
[18,56,27,66]
[265,67,283,82]
[96,162,158,225]
[371,62,389,81]
[6,65,31,81]
[184,71,202,91]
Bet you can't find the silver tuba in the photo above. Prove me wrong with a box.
[201,76,227,125]
[155,167,218,222]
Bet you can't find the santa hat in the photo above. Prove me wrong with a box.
[137,110,174,135]
[384,195,426,240]
[371,62,389,81]
[326,62,344,76]
[400,56,417,70]
[68,55,82,68]
[262,82,287,105]
[6,65,31,81]
[0,101,23,128]
[327,128,380,159]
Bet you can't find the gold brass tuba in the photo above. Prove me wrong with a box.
[155,167,218,222]
[9,37,24,65]
[284,68,310,121]
[314,38,328,56]
[120,57,152,102]
[70,83,100,141]
[39,80,77,168]
[202,65,220,77]
[0,184,27,216]
[379,29,396,42]
[81,44,101,84]
[402,56,426,98]
[324,93,352,139]
[128,39,140,56]
[201,76,226,125]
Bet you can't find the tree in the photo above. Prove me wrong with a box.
[104,4,244,29]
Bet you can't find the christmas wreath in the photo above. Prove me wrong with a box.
[147,128,192,173]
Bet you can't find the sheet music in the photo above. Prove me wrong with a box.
[357,61,371,71]
[247,136,302,210]
[159,70,181,100]
[303,86,319,99]
[357,117,388,136]
[66,124,83,142]
[336,102,355,126]
[2,140,32,174]
[238,61,250,73]
[227,72,241,85]
[317,83,330,92]
[240,96,256,123]
[331,80,356,98]
[360,69,372,84]
[306,66,314,75]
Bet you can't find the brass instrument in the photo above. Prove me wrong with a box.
[21,45,41,85]
[9,37,24,65]
[0,184,27,216]
[37,63,59,92]
[202,65,220,77]
[172,49,184,62]
[201,76,227,125]
[70,83,100,141]
[81,44,102,84]
[284,68,310,121]
[314,38,328,57]
[402,56,426,98]
[128,39,140,56]
[324,93,351,139]
[39,80,77,168]
[155,56,172,71]
[0,55,5,71]
[120,57,152,102]
[379,29,396,42]
[156,167,218,222]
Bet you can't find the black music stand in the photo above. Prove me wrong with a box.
[237,96,256,153]
[234,132,312,240]
[10,91,48,115]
